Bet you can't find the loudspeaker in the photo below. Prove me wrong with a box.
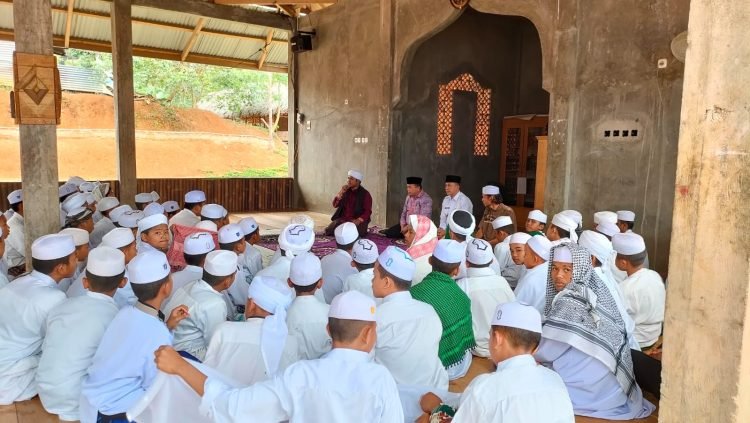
[291,33,313,52]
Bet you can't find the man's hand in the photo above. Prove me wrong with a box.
[166,305,190,331]
[420,392,443,414]
[336,184,348,199]
[154,345,187,375]
[437,228,446,239]
[352,218,364,225]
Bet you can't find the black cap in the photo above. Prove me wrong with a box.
[406,176,422,185]
[445,175,461,183]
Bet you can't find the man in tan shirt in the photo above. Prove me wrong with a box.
[474,185,516,246]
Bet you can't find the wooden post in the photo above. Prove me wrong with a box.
[534,135,547,210]
[288,18,300,209]
[12,0,61,265]
[110,0,137,206]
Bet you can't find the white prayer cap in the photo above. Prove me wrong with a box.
[162,201,179,213]
[102,227,136,249]
[67,176,86,187]
[491,216,513,230]
[58,182,78,198]
[66,207,93,221]
[528,209,547,223]
[578,230,613,265]
[466,238,494,266]
[617,210,636,222]
[561,210,583,227]
[329,290,376,322]
[351,239,379,264]
[7,189,22,205]
[482,185,500,196]
[289,214,315,229]
[348,169,364,182]
[135,192,154,203]
[247,276,293,376]
[59,227,89,246]
[2,209,12,220]
[289,252,323,286]
[150,191,160,202]
[31,234,76,260]
[377,246,415,282]
[278,224,315,257]
[138,213,168,232]
[334,222,359,245]
[195,221,218,232]
[596,222,620,238]
[119,210,144,229]
[62,193,88,213]
[184,232,215,255]
[87,246,126,277]
[527,236,552,261]
[109,205,132,223]
[127,250,170,284]
[612,233,646,255]
[552,246,573,263]
[201,204,227,219]
[594,211,617,225]
[143,202,165,217]
[184,190,206,203]
[448,209,476,237]
[239,217,259,235]
[491,301,542,334]
[551,213,578,240]
[432,239,464,264]
[218,223,243,244]
[204,250,238,277]
[79,181,96,193]
[84,193,96,205]
[508,232,532,245]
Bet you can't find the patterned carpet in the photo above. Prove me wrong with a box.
[257,225,407,258]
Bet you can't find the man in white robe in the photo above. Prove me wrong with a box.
[286,253,332,360]
[169,190,206,229]
[200,204,228,231]
[217,224,249,312]
[57,228,90,293]
[514,235,552,315]
[438,175,473,239]
[546,213,578,246]
[505,232,530,288]
[36,247,126,421]
[238,217,263,283]
[256,223,316,298]
[89,197,119,248]
[164,232,215,307]
[0,227,9,289]
[343,239,379,301]
[321,222,359,303]
[3,190,25,277]
[0,234,77,404]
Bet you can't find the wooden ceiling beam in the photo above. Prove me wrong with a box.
[214,1,336,4]
[181,17,206,61]
[258,30,273,69]
[128,0,292,31]
[277,4,297,17]
[63,0,74,47]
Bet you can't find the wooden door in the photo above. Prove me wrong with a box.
[500,115,548,211]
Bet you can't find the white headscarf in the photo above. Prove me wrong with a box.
[248,276,294,376]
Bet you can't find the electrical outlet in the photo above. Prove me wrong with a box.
[657,58,668,69]
[344,99,349,105]
[306,121,311,130]
[362,137,368,144]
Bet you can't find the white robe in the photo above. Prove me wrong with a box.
[514,262,550,316]
[3,212,25,270]
[36,292,119,421]
[90,217,116,248]
[164,265,204,308]
[241,242,263,284]
[224,265,249,308]
[495,238,525,287]
[256,254,292,283]
[374,291,448,390]
[342,268,381,304]
[457,267,516,357]
[163,280,229,361]
[286,295,331,360]
[594,267,640,350]
[66,269,137,309]
[320,249,357,304]
[609,250,628,284]
[453,354,574,423]
[58,262,85,293]
[200,348,404,423]
[411,256,432,285]
[0,271,66,404]
[203,318,299,385]
[620,268,666,348]
[439,191,473,230]
[169,209,200,228]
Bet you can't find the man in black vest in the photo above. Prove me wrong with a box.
[325,170,372,238]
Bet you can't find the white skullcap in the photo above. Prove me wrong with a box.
[102,227,135,249]
[528,209,547,223]
[491,216,513,230]
[561,210,583,227]
[195,221,218,232]
[143,202,165,217]
[247,276,294,376]
[527,236,552,261]
[65,207,93,221]
[448,209,476,237]
[184,232,215,255]
[334,222,359,245]
[201,204,227,219]
[162,201,179,213]
[61,193,87,213]
[59,227,89,246]
[138,213,168,232]
[552,246,573,263]
[204,250,238,277]
[466,238,494,265]
[578,230,613,265]
[482,185,500,195]
[58,182,78,198]
[377,246,416,282]
[87,246,126,277]
[596,222,620,238]
[67,176,86,187]
[239,217,259,235]
[617,210,636,222]
[509,232,532,245]
[278,224,315,257]
[347,169,364,182]
[351,239,378,264]
[127,250,170,285]
[329,290,376,322]
[289,214,315,229]
[594,211,618,225]
[184,190,206,203]
[79,181,95,193]
[84,193,96,205]
[218,223,243,244]
[151,191,160,202]
[433,239,464,264]
[491,301,542,334]
[32,234,76,260]
[289,252,323,286]
[2,209,13,220]
[119,210,144,229]
[612,233,646,256]
[109,205,132,223]
[551,213,578,242]
[7,189,22,205]
[135,192,154,203]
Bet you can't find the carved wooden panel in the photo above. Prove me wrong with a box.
[13,52,61,125]
[436,73,491,156]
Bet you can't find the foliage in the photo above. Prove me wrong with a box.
[205,163,289,178]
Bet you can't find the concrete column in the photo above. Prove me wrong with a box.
[660,1,750,422]
[111,0,137,206]
[13,0,61,264]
